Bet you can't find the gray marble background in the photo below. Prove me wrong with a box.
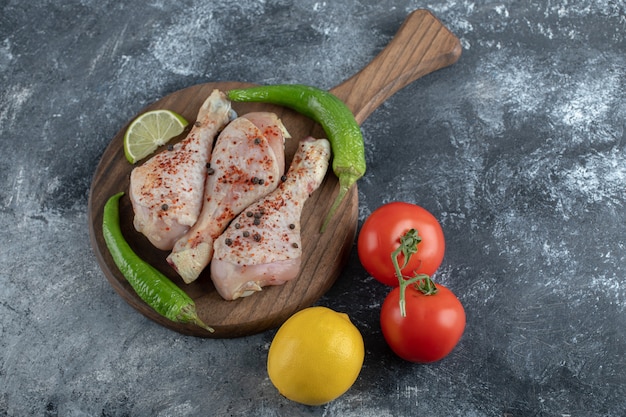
[1,0,625,416]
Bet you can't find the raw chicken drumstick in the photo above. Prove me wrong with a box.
[167,112,289,284]
[129,90,232,250]
[211,137,331,301]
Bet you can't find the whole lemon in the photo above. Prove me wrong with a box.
[267,306,365,406]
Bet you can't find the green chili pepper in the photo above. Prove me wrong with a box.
[102,192,214,332]
[228,84,366,232]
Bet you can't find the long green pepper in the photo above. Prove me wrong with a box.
[228,84,366,232]
[102,192,213,332]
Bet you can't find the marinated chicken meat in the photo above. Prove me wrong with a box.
[167,112,288,284]
[129,90,232,250]
[211,137,331,300]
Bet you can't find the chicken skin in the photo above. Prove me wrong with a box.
[167,113,288,284]
[129,90,232,250]
[210,137,331,300]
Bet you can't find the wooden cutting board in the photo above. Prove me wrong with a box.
[87,9,461,338]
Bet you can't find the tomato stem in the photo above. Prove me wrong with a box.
[391,229,438,317]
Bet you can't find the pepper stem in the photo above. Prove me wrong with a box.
[392,229,438,317]
[321,171,359,232]
[178,305,215,333]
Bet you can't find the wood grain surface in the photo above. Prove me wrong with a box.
[87,9,461,338]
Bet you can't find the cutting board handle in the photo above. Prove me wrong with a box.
[330,9,462,124]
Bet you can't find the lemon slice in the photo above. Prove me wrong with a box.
[123,109,189,164]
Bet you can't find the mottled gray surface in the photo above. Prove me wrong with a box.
[1,0,625,416]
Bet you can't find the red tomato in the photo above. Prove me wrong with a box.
[380,283,465,363]
[358,202,445,286]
